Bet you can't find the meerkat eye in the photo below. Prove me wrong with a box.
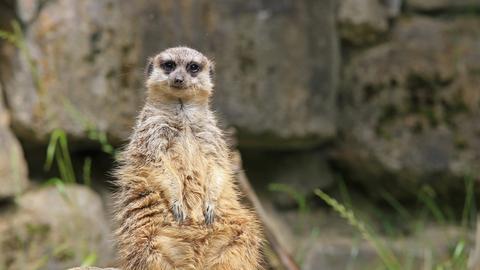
[161,61,176,72]
[188,62,201,73]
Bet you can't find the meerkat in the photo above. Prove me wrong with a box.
[114,47,263,270]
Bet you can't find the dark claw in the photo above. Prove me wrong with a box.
[204,204,215,225]
[172,201,186,223]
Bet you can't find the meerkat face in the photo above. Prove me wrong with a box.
[145,47,214,100]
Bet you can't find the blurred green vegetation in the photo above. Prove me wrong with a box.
[266,173,477,269]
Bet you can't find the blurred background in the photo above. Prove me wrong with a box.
[0,0,479,269]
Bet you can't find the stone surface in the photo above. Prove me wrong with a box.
[337,17,480,193]
[302,238,381,270]
[1,0,143,143]
[301,225,467,270]
[0,185,114,270]
[407,0,480,11]
[277,206,469,270]
[1,0,339,148]
[0,83,29,198]
[337,0,390,45]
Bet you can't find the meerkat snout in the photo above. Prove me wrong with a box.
[145,46,215,99]
[172,73,185,89]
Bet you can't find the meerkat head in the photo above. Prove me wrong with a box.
[145,47,214,101]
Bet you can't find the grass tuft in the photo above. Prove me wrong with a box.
[314,188,402,270]
[44,129,77,184]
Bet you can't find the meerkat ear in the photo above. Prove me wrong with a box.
[209,61,215,79]
[145,57,154,78]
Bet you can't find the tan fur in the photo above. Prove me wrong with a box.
[114,47,263,270]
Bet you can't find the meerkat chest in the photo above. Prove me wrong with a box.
[168,118,211,172]
[136,106,216,173]
[175,126,203,158]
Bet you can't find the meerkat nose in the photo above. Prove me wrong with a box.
[174,77,184,84]
[172,75,185,88]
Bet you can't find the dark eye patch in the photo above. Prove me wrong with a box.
[160,60,176,73]
[187,62,202,74]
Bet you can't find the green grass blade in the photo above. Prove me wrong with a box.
[338,177,353,209]
[44,129,62,171]
[43,177,69,201]
[380,189,412,221]
[81,252,97,267]
[58,131,76,183]
[418,185,446,224]
[462,173,475,229]
[314,189,401,270]
[268,183,309,214]
[0,29,17,44]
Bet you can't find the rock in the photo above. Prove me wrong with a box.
[0,83,29,198]
[275,205,469,270]
[1,0,339,148]
[384,0,403,18]
[294,207,467,270]
[337,17,480,194]
[202,0,339,147]
[0,185,114,270]
[407,0,480,11]
[1,0,143,143]
[337,0,390,45]
[302,225,467,270]
[302,238,381,270]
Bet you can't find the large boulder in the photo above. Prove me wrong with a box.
[0,185,114,270]
[0,85,29,198]
[1,0,339,148]
[1,0,143,143]
[337,17,480,194]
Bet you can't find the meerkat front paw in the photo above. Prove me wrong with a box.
[204,202,216,225]
[172,200,187,223]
